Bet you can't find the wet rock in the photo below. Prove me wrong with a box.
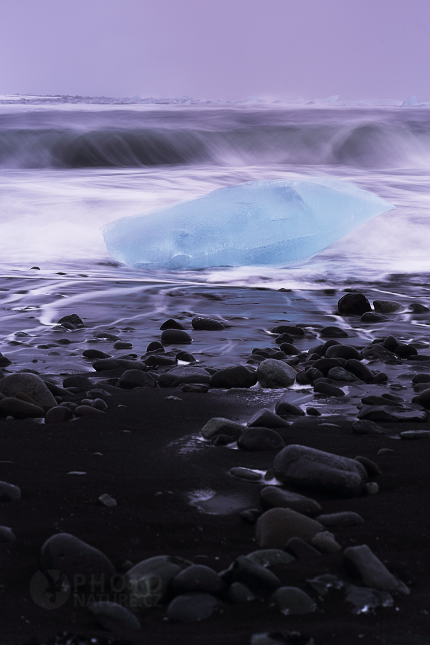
[182,383,209,393]
[275,333,294,344]
[144,354,176,367]
[93,398,108,411]
[337,293,371,316]
[210,365,257,389]
[311,358,344,374]
[272,325,305,337]
[45,405,73,423]
[373,299,403,313]
[127,555,191,604]
[273,444,368,497]
[279,343,299,355]
[166,592,219,622]
[310,531,341,553]
[365,482,379,495]
[319,326,348,338]
[159,367,211,388]
[75,405,105,417]
[201,418,244,441]
[0,482,21,501]
[345,359,374,383]
[256,508,323,549]
[94,331,121,341]
[88,601,141,632]
[400,430,430,439]
[327,367,357,382]
[248,408,289,428]
[147,341,164,351]
[412,373,430,384]
[0,355,12,367]
[257,359,297,388]
[239,509,261,524]
[316,512,364,527]
[285,537,322,560]
[118,370,156,389]
[63,375,94,391]
[192,316,225,330]
[247,549,295,567]
[344,544,409,594]
[0,526,15,542]
[40,533,115,581]
[354,456,381,477]
[409,303,430,313]
[361,312,387,323]
[232,468,261,481]
[314,382,345,397]
[161,329,192,344]
[358,405,427,422]
[306,407,321,416]
[160,319,186,330]
[113,340,132,350]
[176,350,196,362]
[171,565,225,595]
[227,582,255,603]
[0,373,57,410]
[326,344,361,360]
[226,555,281,593]
[238,428,285,451]
[394,344,418,358]
[275,399,305,417]
[0,398,44,418]
[362,344,399,363]
[361,395,400,407]
[304,367,324,384]
[93,358,146,372]
[260,486,321,516]
[417,388,430,409]
[82,349,111,359]
[271,586,316,615]
[58,313,84,327]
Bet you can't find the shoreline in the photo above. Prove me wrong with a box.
[0,278,429,644]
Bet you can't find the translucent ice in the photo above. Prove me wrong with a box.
[103,178,394,268]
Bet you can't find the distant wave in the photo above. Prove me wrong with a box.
[0,107,430,169]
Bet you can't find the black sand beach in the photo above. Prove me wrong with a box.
[0,270,429,645]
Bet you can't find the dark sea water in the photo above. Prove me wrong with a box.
[0,97,429,373]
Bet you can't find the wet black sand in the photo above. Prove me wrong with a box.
[0,269,430,644]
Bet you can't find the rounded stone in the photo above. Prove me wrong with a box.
[257,359,297,388]
[171,565,225,595]
[210,365,257,389]
[161,329,192,344]
[255,508,323,548]
[271,586,316,615]
[0,374,57,410]
[40,533,115,581]
[201,417,244,441]
[326,345,361,360]
[273,444,368,497]
[118,370,156,389]
[260,486,321,516]
[320,326,348,338]
[0,482,21,501]
[45,405,73,423]
[166,592,219,622]
[0,398,45,419]
[338,293,371,316]
[237,428,285,451]
[192,317,225,330]
[88,601,141,632]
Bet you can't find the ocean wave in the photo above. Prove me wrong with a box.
[0,107,429,169]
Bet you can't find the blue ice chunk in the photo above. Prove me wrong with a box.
[103,178,394,269]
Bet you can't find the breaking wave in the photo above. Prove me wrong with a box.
[0,107,430,169]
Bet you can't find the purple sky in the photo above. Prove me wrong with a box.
[0,0,429,100]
